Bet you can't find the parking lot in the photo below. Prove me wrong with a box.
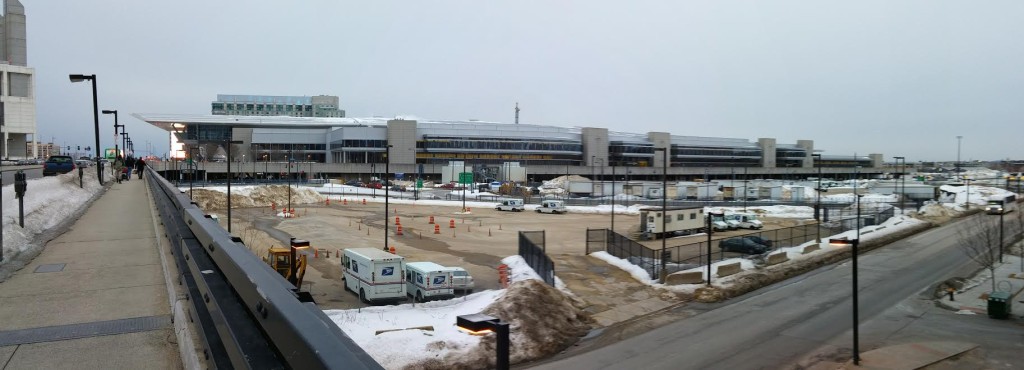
[227,195,805,311]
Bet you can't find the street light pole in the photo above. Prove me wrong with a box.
[655,147,668,283]
[894,156,905,214]
[611,162,615,233]
[812,154,824,244]
[384,144,392,252]
[69,74,103,184]
[102,109,120,165]
[956,135,963,182]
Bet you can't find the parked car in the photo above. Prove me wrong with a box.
[445,267,475,293]
[718,237,769,254]
[742,236,773,248]
[344,180,364,187]
[43,155,76,176]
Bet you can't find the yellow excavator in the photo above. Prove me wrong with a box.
[264,238,315,302]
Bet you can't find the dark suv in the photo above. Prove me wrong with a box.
[43,155,76,176]
[719,237,769,254]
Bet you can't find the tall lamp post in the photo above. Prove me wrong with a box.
[384,144,393,251]
[956,136,963,182]
[288,150,294,214]
[225,140,243,233]
[829,236,861,365]
[654,147,668,283]
[102,109,120,164]
[893,156,905,214]
[812,154,825,244]
[610,161,616,233]
[69,74,103,184]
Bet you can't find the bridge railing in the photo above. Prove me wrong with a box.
[146,167,381,369]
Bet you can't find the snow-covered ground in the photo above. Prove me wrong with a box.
[1,170,106,266]
[3,171,1016,368]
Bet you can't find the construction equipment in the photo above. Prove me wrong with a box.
[264,238,315,302]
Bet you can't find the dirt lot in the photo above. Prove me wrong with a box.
[218,194,804,313]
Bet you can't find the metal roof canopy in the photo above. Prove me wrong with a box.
[133,113,391,132]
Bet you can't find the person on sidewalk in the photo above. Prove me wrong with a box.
[136,158,146,179]
[113,156,124,184]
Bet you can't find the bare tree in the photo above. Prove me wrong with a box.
[957,215,1003,292]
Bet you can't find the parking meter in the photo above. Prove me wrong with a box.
[15,170,27,228]
[14,170,26,198]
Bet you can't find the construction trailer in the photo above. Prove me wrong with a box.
[640,206,706,239]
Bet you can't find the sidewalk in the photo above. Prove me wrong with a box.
[0,177,181,369]
[937,253,1024,317]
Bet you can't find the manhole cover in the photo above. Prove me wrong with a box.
[34,264,66,273]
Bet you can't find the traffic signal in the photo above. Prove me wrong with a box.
[77,146,81,151]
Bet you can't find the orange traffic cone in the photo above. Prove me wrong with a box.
[395,216,401,225]
[396,224,404,236]
[326,198,330,205]
[343,199,348,205]
[362,199,366,205]
[434,224,441,234]
[449,219,456,229]
[389,245,397,254]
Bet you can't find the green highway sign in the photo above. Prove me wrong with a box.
[459,172,473,184]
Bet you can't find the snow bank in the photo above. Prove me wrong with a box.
[2,169,106,267]
[185,185,325,210]
[324,256,589,369]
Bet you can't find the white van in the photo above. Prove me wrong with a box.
[405,262,455,302]
[536,200,567,214]
[495,199,525,212]
[342,248,406,304]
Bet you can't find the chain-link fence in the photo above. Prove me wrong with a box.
[518,231,555,286]
[585,204,896,281]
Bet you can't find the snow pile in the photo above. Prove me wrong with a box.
[185,185,325,210]
[1,170,105,269]
[538,175,590,196]
[937,184,1013,210]
[325,256,590,369]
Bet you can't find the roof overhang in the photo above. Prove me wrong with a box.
[132,113,392,132]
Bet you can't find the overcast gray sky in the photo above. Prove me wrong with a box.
[26,1,1024,162]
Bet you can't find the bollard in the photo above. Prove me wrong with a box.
[449,219,456,229]
[434,224,441,234]
[429,216,435,224]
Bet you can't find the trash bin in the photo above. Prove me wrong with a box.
[987,291,1012,319]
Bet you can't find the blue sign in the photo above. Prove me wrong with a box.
[395,172,404,180]
[432,276,446,285]
[381,267,394,276]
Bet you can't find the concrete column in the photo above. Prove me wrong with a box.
[386,119,417,165]
[797,140,814,168]
[581,127,609,166]
[758,138,777,168]
[647,132,670,168]
[869,153,884,168]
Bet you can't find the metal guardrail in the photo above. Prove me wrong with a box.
[146,167,382,370]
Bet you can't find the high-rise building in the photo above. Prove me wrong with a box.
[0,0,36,160]
[211,94,345,118]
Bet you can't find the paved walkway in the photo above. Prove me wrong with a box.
[0,177,181,369]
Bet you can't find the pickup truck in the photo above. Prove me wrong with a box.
[43,155,76,176]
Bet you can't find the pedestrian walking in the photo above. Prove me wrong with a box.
[136,158,146,179]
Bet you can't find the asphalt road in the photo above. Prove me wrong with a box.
[533,216,984,370]
[0,166,42,186]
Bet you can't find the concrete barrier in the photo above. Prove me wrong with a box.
[666,271,704,285]
[803,244,820,254]
[717,262,742,277]
[767,252,789,265]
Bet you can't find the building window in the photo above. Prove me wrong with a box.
[8,73,31,97]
